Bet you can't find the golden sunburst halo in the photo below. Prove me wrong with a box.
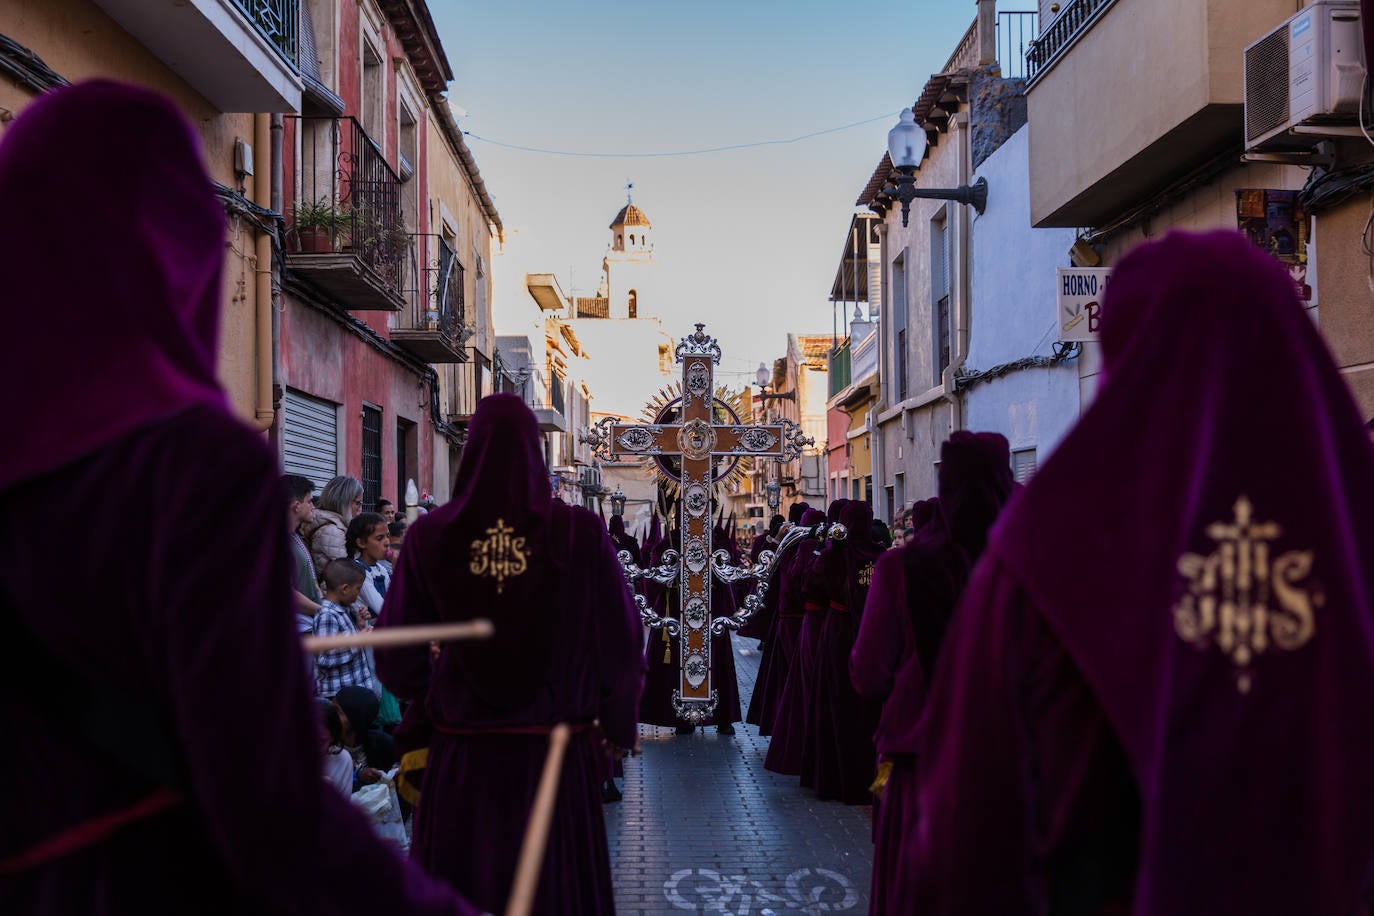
[636,382,753,502]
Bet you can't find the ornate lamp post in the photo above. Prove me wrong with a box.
[883,108,988,227]
[610,485,626,518]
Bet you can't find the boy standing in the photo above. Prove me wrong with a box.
[284,474,321,634]
[313,559,376,697]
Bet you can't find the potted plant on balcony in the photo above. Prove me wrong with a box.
[290,197,349,253]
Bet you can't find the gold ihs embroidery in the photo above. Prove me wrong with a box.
[469,519,529,594]
[1173,496,1318,694]
[858,563,874,588]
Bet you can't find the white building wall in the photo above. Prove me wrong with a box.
[965,124,1081,469]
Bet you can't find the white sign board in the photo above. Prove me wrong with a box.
[1056,267,1112,342]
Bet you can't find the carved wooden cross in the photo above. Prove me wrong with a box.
[586,324,810,722]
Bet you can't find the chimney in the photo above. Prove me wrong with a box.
[977,0,997,67]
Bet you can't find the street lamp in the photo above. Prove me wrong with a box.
[882,108,988,227]
[610,485,626,517]
[754,360,795,404]
[765,480,781,511]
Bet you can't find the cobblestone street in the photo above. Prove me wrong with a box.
[605,635,873,915]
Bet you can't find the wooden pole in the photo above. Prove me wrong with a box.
[504,724,572,916]
[302,619,493,652]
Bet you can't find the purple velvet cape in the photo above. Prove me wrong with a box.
[0,82,477,915]
[913,231,1374,914]
[377,394,644,915]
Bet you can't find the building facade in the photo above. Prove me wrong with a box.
[1025,0,1374,421]
[1,0,303,430]
[278,0,500,510]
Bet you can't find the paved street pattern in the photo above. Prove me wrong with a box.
[605,635,874,915]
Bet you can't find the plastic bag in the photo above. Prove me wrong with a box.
[350,768,408,852]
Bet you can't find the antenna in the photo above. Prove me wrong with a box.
[626,180,634,204]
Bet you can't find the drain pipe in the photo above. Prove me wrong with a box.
[942,110,973,433]
[270,113,283,443]
[251,111,276,432]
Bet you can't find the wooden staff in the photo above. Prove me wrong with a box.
[302,619,494,652]
[504,724,572,916]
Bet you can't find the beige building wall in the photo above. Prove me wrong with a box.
[1027,0,1297,226]
[1,0,270,424]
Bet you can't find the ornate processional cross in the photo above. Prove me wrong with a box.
[586,324,812,723]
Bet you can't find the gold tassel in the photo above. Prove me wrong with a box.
[397,748,429,806]
[869,759,893,800]
[662,627,671,664]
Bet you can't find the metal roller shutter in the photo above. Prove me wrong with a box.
[283,388,339,489]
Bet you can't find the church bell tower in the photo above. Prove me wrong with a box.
[605,185,656,320]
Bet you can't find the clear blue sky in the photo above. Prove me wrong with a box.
[430,1,982,385]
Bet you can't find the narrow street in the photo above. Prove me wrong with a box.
[606,636,873,915]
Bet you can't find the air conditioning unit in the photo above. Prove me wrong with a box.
[1244,0,1365,152]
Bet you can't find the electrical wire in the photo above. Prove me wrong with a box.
[461,111,902,160]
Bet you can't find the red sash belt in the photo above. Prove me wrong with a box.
[0,787,183,876]
[803,602,826,613]
[830,601,851,613]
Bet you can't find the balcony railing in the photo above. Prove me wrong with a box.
[829,342,852,400]
[997,11,1038,80]
[232,0,299,68]
[393,235,472,363]
[446,350,490,423]
[285,115,410,310]
[1026,0,1119,84]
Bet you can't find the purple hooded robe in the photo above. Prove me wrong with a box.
[765,499,848,777]
[809,500,885,804]
[0,81,478,915]
[376,393,645,915]
[911,231,1374,914]
[747,508,826,734]
[852,433,1013,912]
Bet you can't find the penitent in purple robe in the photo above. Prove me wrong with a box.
[766,500,847,777]
[377,394,644,916]
[852,434,1013,912]
[747,508,826,735]
[0,82,478,916]
[809,500,884,804]
[911,231,1374,915]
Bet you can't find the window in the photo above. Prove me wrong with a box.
[628,289,638,318]
[885,485,896,523]
[894,473,905,517]
[361,41,384,141]
[891,251,908,402]
[361,404,383,512]
[396,417,417,512]
[1013,447,1038,483]
[865,476,873,505]
[629,234,635,246]
[932,211,951,385]
[617,234,623,247]
[398,103,419,233]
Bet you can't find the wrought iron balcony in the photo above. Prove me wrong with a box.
[445,350,490,425]
[997,11,1039,80]
[1026,0,1118,84]
[284,115,410,311]
[393,235,473,363]
[232,0,298,68]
